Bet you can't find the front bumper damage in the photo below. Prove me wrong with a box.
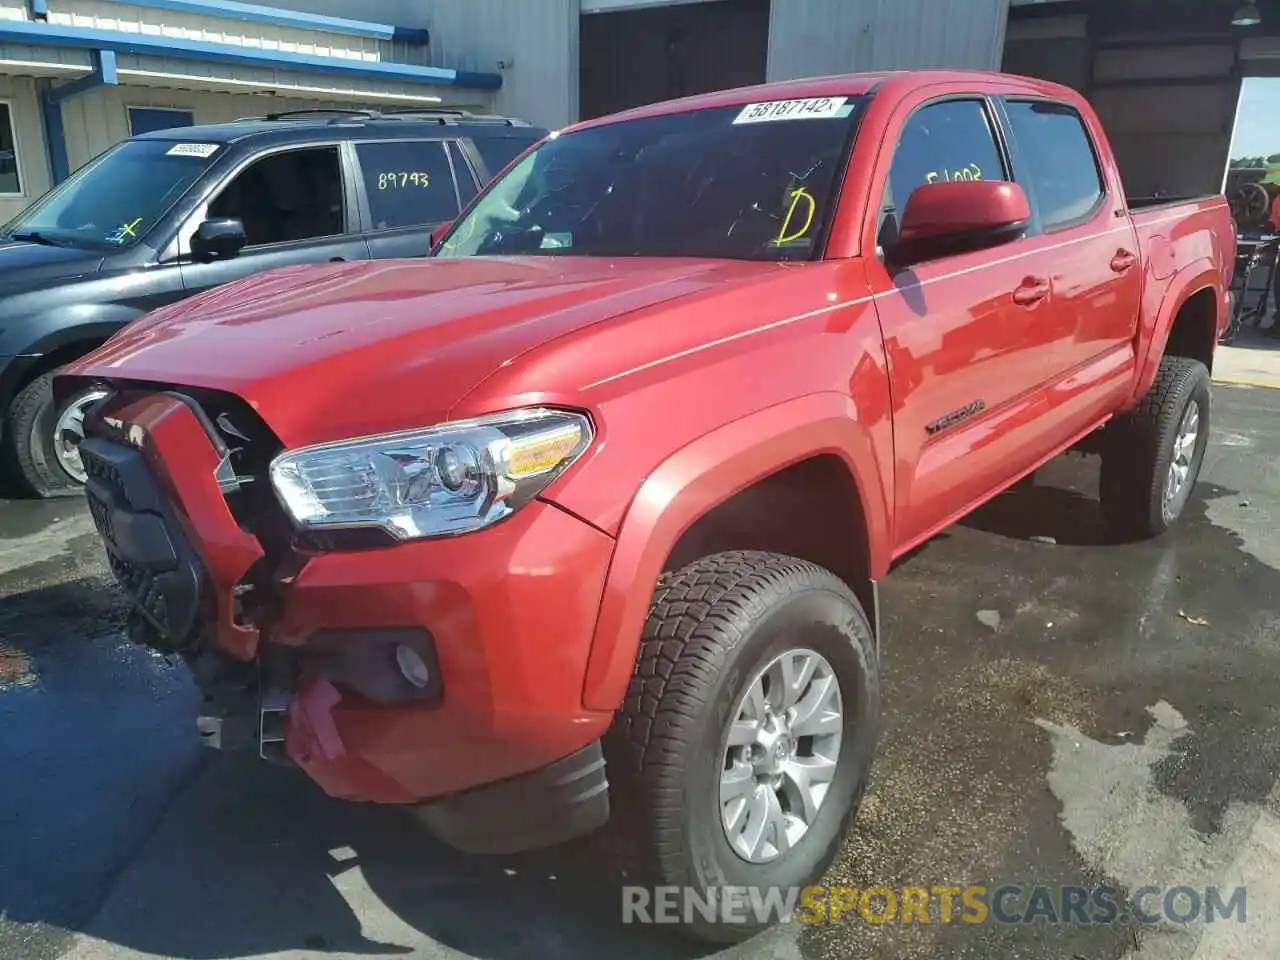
[76,386,615,854]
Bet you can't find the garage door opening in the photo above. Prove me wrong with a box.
[579,0,771,121]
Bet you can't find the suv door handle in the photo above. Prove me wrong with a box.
[1110,250,1137,272]
[329,257,346,262]
[1012,278,1050,305]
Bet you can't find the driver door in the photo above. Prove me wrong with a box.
[178,144,370,297]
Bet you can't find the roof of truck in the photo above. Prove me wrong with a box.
[564,69,1083,134]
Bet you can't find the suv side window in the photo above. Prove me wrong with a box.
[208,146,344,247]
[879,99,1008,248]
[472,135,537,179]
[1004,100,1105,231]
[356,140,459,230]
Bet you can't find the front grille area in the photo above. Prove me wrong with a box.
[79,433,206,657]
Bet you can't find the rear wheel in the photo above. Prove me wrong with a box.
[3,372,107,498]
[606,551,880,943]
[1099,356,1210,539]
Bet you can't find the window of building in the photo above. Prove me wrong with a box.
[882,99,1008,239]
[208,146,344,246]
[0,102,23,196]
[356,140,459,229]
[1004,100,1105,230]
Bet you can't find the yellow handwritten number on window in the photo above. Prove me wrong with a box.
[775,187,816,245]
[925,163,983,185]
[377,172,431,190]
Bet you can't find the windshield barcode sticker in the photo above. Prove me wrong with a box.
[166,143,219,158]
[733,97,850,124]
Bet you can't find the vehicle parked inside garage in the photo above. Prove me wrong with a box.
[0,107,546,497]
[57,69,1233,943]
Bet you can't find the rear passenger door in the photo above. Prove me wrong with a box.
[353,139,472,259]
[997,97,1142,391]
[866,92,1074,552]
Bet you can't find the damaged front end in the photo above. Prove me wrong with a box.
[69,381,442,769]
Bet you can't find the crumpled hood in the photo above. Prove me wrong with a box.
[68,256,778,446]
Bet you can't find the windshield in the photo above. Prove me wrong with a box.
[3,138,222,249]
[434,96,866,262]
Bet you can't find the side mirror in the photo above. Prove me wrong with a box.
[888,181,1030,267]
[429,220,453,251]
[191,217,248,261]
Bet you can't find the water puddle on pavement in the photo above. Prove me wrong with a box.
[1039,702,1280,960]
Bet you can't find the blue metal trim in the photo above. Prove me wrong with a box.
[39,91,68,183]
[0,21,499,90]
[42,50,120,183]
[28,0,48,18]
[95,0,429,44]
[47,49,118,103]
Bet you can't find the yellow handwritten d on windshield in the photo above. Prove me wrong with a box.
[776,187,816,244]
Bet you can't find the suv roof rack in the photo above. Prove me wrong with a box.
[234,107,533,127]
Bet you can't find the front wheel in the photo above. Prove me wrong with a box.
[606,551,880,944]
[1099,356,1211,540]
[3,372,109,497]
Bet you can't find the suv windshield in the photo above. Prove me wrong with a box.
[3,138,222,250]
[434,96,865,262]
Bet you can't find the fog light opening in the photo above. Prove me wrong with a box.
[395,644,431,689]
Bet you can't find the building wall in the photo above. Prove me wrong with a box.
[423,0,580,128]
[56,84,373,171]
[766,0,1011,80]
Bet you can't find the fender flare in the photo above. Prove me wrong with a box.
[1132,258,1219,403]
[0,305,144,411]
[579,391,891,711]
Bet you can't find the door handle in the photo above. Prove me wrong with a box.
[329,257,346,262]
[1110,250,1137,272]
[1012,278,1050,306]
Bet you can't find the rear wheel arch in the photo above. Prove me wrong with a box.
[1134,267,1221,401]
[580,395,890,712]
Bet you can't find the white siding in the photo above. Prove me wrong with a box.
[0,75,48,221]
[766,0,1011,80]
[49,0,384,63]
[425,0,580,128]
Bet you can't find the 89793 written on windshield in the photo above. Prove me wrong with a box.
[434,97,865,262]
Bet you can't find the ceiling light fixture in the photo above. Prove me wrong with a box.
[1233,3,1262,27]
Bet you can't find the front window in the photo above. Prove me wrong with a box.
[434,96,866,262]
[3,138,221,250]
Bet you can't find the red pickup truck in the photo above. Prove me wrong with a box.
[58,70,1233,941]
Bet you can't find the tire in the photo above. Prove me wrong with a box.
[605,550,880,944]
[2,372,103,498]
[1099,356,1211,540]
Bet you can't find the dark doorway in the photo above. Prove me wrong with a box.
[579,0,771,121]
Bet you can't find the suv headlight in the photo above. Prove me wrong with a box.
[269,408,593,541]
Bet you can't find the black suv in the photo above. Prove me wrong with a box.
[0,107,546,497]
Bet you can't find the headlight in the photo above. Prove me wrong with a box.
[269,408,593,540]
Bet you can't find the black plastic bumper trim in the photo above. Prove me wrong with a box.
[413,739,610,855]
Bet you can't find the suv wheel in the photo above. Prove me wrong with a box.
[1099,356,1211,540]
[607,551,880,943]
[4,372,107,497]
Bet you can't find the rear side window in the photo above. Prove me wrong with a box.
[472,135,538,180]
[1004,100,1105,230]
[355,140,459,230]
